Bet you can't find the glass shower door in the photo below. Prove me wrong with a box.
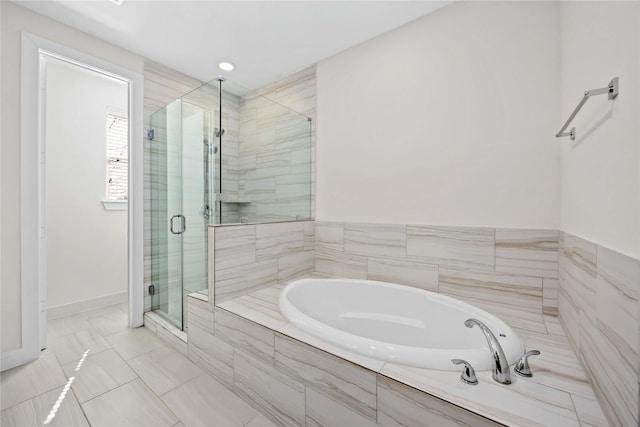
[181,101,212,302]
[150,100,184,329]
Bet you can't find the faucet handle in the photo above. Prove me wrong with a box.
[451,359,478,385]
[514,350,541,377]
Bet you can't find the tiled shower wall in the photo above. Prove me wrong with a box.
[558,232,640,426]
[315,222,559,331]
[236,67,315,223]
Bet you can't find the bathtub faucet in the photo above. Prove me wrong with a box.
[464,318,511,384]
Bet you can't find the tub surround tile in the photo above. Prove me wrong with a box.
[303,221,315,251]
[215,259,278,303]
[315,222,344,252]
[558,232,640,427]
[205,220,633,426]
[246,413,279,427]
[216,308,275,364]
[256,222,304,260]
[234,349,306,427]
[156,324,188,356]
[277,324,386,373]
[217,283,289,332]
[579,312,638,426]
[278,250,315,282]
[377,375,501,427]
[315,246,368,279]
[595,245,639,368]
[570,393,608,427]
[212,279,608,427]
[275,333,377,421]
[542,278,559,316]
[407,225,495,271]
[470,302,548,335]
[344,223,407,259]
[542,314,566,336]
[212,221,312,302]
[187,296,214,335]
[558,288,581,350]
[208,226,215,301]
[367,257,439,292]
[495,229,559,279]
[187,321,234,390]
[214,225,256,270]
[516,330,593,397]
[305,387,378,427]
[559,233,597,322]
[439,268,543,314]
[380,364,580,427]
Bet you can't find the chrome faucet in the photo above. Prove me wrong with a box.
[464,318,511,384]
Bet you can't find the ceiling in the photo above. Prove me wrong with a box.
[13,0,451,90]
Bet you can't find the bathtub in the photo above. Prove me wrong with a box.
[279,278,525,371]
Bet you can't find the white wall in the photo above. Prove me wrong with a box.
[1,1,144,353]
[316,1,561,229]
[560,1,640,259]
[45,58,128,308]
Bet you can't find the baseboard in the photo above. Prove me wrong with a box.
[47,291,128,320]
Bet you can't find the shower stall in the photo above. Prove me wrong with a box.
[149,77,312,330]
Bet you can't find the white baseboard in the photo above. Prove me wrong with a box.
[47,291,128,320]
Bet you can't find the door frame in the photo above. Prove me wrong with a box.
[5,32,144,370]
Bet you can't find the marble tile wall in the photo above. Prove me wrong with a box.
[236,66,315,223]
[558,231,640,426]
[315,222,560,322]
[187,295,497,427]
[212,221,315,303]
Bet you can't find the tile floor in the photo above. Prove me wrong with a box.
[0,304,276,427]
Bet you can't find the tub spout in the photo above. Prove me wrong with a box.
[464,318,511,384]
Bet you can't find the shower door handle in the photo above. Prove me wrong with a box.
[170,215,186,234]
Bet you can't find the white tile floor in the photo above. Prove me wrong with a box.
[0,304,275,427]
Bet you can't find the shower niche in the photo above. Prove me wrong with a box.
[149,77,312,330]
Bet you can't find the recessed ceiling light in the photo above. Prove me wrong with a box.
[218,61,235,72]
[109,0,124,5]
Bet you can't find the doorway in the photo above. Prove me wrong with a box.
[11,33,144,371]
[43,55,129,347]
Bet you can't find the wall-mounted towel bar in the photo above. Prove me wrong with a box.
[556,77,619,140]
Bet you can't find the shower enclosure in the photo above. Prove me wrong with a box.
[149,77,312,330]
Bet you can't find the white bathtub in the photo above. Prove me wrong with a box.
[279,278,525,371]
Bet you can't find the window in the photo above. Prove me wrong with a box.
[106,113,128,201]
